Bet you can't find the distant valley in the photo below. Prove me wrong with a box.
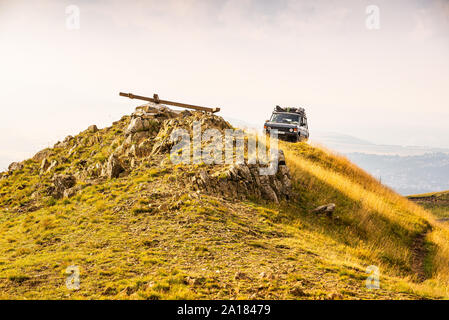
[312,131,449,195]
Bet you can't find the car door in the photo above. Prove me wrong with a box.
[299,117,309,139]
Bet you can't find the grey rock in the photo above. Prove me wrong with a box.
[40,158,50,173]
[52,174,76,198]
[53,141,67,148]
[33,149,52,162]
[63,184,83,198]
[192,151,292,204]
[128,140,153,158]
[312,203,336,215]
[278,150,286,165]
[126,117,145,135]
[8,162,23,172]
[87,125,98,133]
[106,154,124,178]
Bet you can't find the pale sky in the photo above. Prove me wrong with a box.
[1,0,448,170]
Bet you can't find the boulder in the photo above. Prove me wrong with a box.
[128,140,153,158]
[8,162,23,172]
[106,154,124,178]
[63,186,81,198]
[135,103,163,114]
[41,159,57,174]
[259,175,279,203]
[124,131,151,146]
[87,125,98,133]
[125,117,145,135]
[52,174,76,198]
[312,203,336,216]
[134,103,179,119]
[33,149,51,162]
[40,158,50,173]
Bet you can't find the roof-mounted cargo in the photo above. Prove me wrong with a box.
[274,105,306,115]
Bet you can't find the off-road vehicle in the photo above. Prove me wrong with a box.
[263,106,309,142]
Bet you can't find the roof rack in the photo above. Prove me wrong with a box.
[274,105,306,115]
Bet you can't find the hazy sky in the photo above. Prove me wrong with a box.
[1,0,448,170]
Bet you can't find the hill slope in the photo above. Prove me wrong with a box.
[408,191,449,220]
[1,104,449,299]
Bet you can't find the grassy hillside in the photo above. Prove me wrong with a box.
[282,143,449,297]
[1,107,449,299]
[408,190,449,219]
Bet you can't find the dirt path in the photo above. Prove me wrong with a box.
[410,227,431,282]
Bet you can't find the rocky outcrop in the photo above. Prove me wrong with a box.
[33,149,52,162]
[192,156,292,203]
[112,102,233,161]
[54,136,74,149]
[50,174,76,199]
[128,140,153,158]
[119,103,176,156]
[22,103,293,207]
[8,162,23,172]
[40,158,57,174]
[112,104,291,203]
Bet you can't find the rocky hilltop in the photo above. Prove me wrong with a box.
[1,104,449,300]
[3,103,291,212]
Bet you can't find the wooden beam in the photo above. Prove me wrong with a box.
[119,92,220,113]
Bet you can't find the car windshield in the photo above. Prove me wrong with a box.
[270,113,300,124]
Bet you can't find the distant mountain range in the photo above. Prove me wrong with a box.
[311,131,449,195]
[311,131,449,156]
[344,152,449,195]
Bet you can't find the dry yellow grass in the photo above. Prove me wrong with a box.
[281,141,449,297]
[1,120,449,299]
